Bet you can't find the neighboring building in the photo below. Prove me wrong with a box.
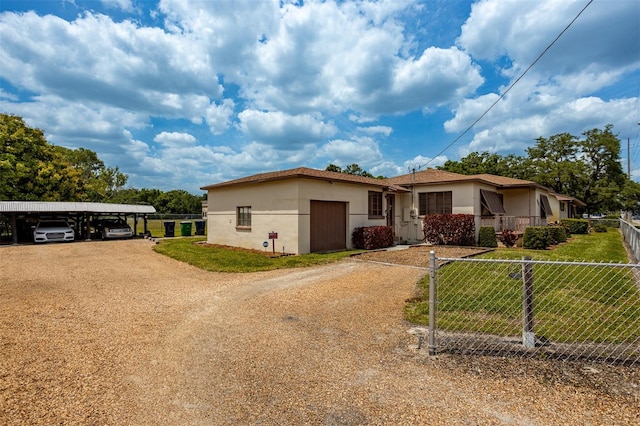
[201,167,583,254]
[201,200,208,219]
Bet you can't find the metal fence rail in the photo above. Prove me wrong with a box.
[621,219,640,262]
[427,253,640,366]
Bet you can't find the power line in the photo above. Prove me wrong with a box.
[421,0,595,169]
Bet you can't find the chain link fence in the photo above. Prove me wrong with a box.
[424,253,640,366]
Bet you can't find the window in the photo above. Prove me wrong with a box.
[418,191,452,216]
[540,195,552,218]
[480,189,506,216]
[236,206,251,228]
[368,191,383,218]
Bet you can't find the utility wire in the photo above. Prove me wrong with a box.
[422,0,595,169]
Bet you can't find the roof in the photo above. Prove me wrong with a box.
[0,201,156,214]
[201,167,409,192]
[551,193,587,207]
[386,168,544,189]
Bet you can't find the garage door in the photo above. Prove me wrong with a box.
[310,200,347,253]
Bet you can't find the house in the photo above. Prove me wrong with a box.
[201,167,583,254]
[200,167,408,254]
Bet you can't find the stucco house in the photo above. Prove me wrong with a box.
[201,167,583,254]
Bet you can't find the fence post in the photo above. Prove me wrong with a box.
[522,256,535,348]
[428,250,437,355]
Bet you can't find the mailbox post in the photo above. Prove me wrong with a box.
[268,232,278,254]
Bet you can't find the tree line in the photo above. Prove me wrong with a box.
[0,114,204,214]
[437,125,639,215]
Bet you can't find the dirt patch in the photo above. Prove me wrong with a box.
[1,240,639,424]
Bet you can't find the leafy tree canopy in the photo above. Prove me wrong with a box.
[0,113,203,213]
[325,163,384,178]
[439,125,636,214]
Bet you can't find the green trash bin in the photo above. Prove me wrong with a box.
[180,221,192,236]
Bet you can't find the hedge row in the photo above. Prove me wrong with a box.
[522,226,567,250]
[560,218,589,234]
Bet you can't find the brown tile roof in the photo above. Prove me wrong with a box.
[386,168,474,185]
[201,167,409,192]
[386,168,543,189]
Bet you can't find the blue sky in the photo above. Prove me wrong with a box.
[1,0,639,194]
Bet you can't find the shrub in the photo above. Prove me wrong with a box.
[593,223,608,233]
[351,226,394,250]
[560,219,589,235]
[523,226,550,250]
[593,219,620,228]
[547,226,567,245]
[498,229,518,248]
[423,214,475,246]
[478,226,497,247]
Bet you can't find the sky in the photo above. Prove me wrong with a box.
[1,0,639,194]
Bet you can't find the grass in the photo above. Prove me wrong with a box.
[152,237,359,272]
[405,229,640,344]
[128,219,206,238]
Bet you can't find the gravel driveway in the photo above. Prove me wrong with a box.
[1,240,638,425]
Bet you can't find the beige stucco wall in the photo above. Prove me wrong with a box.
[206,178,389,254]
[394,182,482,243]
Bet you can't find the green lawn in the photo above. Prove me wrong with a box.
[405,229,640,344]
[129,218,206,238]
[152,237,359,272]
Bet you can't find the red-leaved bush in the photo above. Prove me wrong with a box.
[422,214,475,246]
[498,229,518,247]
[352,226,394,250]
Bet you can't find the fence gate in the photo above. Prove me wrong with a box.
[427,252,640,366]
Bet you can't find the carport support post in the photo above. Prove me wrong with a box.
[11,213,18,245]
[428,250,437,355]
[522,256,535,348]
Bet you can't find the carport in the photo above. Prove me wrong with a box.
[0,201,156,245]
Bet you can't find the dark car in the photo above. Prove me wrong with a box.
[93,218,133,240]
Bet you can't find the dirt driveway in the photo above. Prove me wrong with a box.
[1,240,638,425]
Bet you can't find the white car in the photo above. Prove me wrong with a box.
[33,220,75,243]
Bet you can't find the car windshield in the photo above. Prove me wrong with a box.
[102,219,128,226]
[38,221,68,228]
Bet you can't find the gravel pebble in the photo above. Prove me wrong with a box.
[1,240,638,425]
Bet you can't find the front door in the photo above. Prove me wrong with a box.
[386,194,395,228]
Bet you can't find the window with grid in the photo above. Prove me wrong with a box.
[236,206,251,228]
[418,191,452,216]
[368,191,383,218]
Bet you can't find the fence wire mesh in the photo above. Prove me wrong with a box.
[430,257,640,366]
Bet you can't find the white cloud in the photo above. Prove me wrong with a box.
[237,110,337,148]
[153,131,196,148]
[316,137,383,167]
[99,0,135,12]
[357,126,393,137]
[205,99,235,135]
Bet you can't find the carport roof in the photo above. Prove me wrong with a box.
[0,201,156,214]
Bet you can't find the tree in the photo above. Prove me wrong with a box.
[438,152,530,179]
[1,114,84,200]
[325,164,342,173]
[0,113,129,202]
[579,125,627,213]
[525,132,585,196]
[325,163,376,178]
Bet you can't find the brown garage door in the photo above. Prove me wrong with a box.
[310,200,347,253]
